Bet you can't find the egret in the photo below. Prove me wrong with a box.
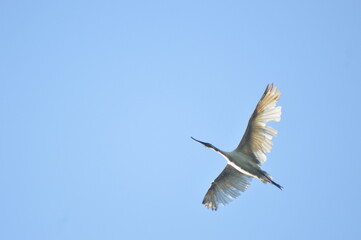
[192,84,282,211]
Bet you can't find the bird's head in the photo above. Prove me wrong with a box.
[191,137,218,151]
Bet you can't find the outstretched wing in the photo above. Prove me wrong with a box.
[236,83,281,164]
[202,164,252,211]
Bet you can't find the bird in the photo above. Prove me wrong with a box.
[191,83,282,211]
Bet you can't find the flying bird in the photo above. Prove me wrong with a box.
[192,84,282,211]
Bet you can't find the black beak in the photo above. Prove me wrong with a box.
[191,136,211,147]
[191,136,220,152]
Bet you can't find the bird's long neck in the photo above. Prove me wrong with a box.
[210,146,229,160]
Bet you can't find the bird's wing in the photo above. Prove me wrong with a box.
[202,164,252,211]
[236,84,281,164]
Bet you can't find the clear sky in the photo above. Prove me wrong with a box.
[1,1,361,239]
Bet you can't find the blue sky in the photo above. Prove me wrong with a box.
[1,0,361,239]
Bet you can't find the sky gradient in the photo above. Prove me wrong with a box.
[1,1,361,239]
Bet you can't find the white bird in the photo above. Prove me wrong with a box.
[192,84,282,211]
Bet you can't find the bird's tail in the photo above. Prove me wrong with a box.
[259,170,283,190]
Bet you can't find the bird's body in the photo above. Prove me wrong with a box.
[192,84,282,211]
[225,151,261,178]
